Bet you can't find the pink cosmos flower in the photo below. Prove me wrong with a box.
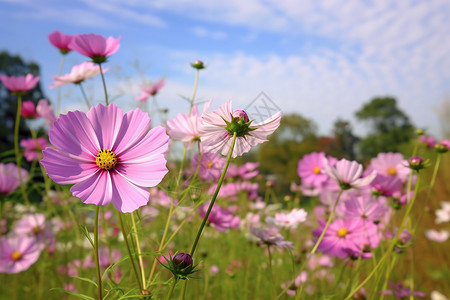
[425,229,449,242]
[198,202,240,232]
[370,174,403,197]
[136,78,165,102]
[166,100,212,148]
[69,33,121,63]
[343,194,388,223]
[323,158,376,190]
[250,225,294,248]
[14,214,54,250]
[368,152,410,183]
[21,101,38,119]
[41,104,169,213]
[269,208,308,229]
[20,138,48,162]
[48,30,73,54]
[0,235,41,273]
[226,162,259,179]
[190,152,226,181]
[199,99,282,158]
[313,218,379,258]
[50,62,109,89]
[36,99,56,128]
[0,74,40,93]
[0,163,29,195]
[420,135,436,149]
[298,152,331,187]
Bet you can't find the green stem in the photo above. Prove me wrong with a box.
[56,54,65,115]
[188,70,199,115]
[267,245,276,299]
[131,212,146,290]
[117,211,143,292]
[344,173,421,300]
[166,278,178,300]
[78,82,92,109]
[190,141,202,183]
[94,206,103,300]
[98,64,109,105]
[189,132,237,256]
[278,189,343,299]
[180,132,237,300]
[14,94,30,206]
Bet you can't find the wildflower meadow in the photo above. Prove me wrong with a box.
[1,31,450,300]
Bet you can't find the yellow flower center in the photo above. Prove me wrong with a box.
[387,167,397,176]
[11,251,22,261]
[313,166,321,174]
[95,149,117,170]
[337,227,348,238]
[206,162,213,169]
[33,226,42,234]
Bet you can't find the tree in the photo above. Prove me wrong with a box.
[0,51,47,153]
[328,118,358,160]
[355,97,414,160]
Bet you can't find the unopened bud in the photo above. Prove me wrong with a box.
[408,156,425,171]
[173,252,193,268]
[191,60,205,70]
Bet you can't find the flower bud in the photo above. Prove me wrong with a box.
[435,140,449,153]
[191,60,205,70]
[233,110,249,123]
[173,252,193,268]
[415,129,424,136]
[21,101,37,119]
[408,156,425,171]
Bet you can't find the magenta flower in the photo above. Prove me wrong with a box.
[381,281,426,298]
[166,100,212,148]
[198,202,240,232]
[323,158,376,190]
[227,162,259,179]
[250,226,294,248]
[69,33,121,64]
[370,174,402,197]
[13,213,54,250]
[20,138,48,162]
[368,152,411,183]
[313,218,379,258]
[41,104,169,213]
[0,74,40,94]
[0,235,41,273]
[136,78,166,102]
[298,152,331,187]
[0,163,29,195]
[50,62,109,89]
[343,194,388,223]
[420,135,436,149]
[36,99,56,128]
[48,30,73,54]
[190,152,226,181]
[199,99,282,158]
[21,101,38,119]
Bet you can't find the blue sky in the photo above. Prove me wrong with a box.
[1,0,450,138]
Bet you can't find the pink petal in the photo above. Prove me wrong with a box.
[118,126,169,162]
[70,171,112,206]
[110,172,149,213]
[87,104,124,150]
[49,110,100,159]
[41,148,98,184]
[113,108,151,154]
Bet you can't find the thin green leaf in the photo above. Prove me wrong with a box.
[71,275,98,287]
[80,225,94,248]
[50,288,95,300]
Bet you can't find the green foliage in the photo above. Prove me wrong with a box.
[355,97,415,161]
